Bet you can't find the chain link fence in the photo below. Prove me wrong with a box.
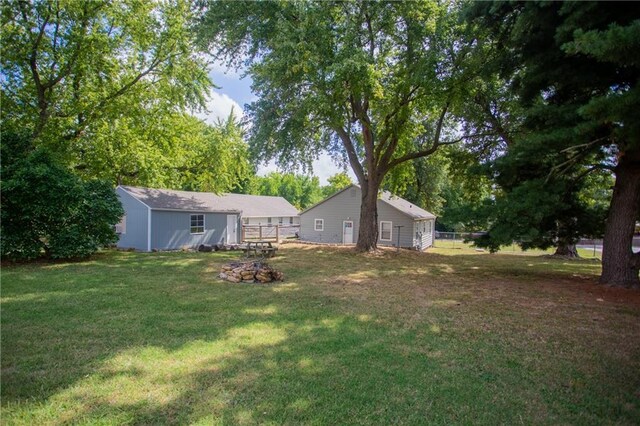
[433,231,483,249]
[434,231,610,256]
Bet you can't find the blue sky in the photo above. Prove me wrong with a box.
[199,65,354,185]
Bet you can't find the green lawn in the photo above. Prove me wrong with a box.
[2,244,639,425]
[432,239,602,259]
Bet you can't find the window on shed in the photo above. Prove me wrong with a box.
[314,219,324,231]
[115,215,126,234]
[289,217,294,224]
[190,214,204,234]
[380,221,392,241]
[267,217,272,225]
[278,217,283,225]
[426,221,432,233]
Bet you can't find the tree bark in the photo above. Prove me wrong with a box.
[554,242,579,258]
[356,179,381,252]
[554,219,580,258]
[600,147,640,287]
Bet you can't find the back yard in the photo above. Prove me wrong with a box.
[2,244,639,425]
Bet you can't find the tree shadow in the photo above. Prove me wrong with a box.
[2,248,639,424]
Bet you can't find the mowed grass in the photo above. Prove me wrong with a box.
[2,244,639,425]
[432,239,601,258]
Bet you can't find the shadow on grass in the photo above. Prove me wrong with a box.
[2,248,638,424]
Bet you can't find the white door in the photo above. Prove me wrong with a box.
[227,215,238,244]
[343,221,354,244]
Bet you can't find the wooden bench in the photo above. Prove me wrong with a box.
[242,241,278,258]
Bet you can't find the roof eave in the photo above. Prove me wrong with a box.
[151,208,242,214]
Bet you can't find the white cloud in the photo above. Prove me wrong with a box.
[257,159,280,176]
[196,91,244,125]
[312,154,355,185]
[257,153,356,186]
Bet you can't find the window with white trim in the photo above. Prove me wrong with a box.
[289,217,294,224]
[314,219,324,231]
[267,217,272,225]
[278,217,283,224]
[190,214,204,234]
[380,221,392,241]
[115,215,126,234]
[426,221,432,233]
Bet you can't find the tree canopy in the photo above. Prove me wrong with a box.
[1,0,256,195]
[250,172,322,210]
[1,131,123,260]
[197,0,475,250]
[81,112,255,193]
[322,172,354,198]
[2,0,210,162]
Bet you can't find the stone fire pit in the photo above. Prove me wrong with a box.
[219,261,284,283]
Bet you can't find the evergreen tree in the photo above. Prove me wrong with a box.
[466,2,639,285]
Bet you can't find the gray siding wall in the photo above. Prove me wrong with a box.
[413,219,435,250]
[150,211,230,250]
[377,200,416,248]
[116,187,149,251]
[300,186,418,248]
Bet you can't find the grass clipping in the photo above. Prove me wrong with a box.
[219,261,284,283]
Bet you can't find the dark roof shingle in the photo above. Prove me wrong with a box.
[119,186,299,217]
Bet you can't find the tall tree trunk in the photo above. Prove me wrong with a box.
[356,179,380,252]
[554,242,579,258]
[600,147,640,287]
[554,220,579,258]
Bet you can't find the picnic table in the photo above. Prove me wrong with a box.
[242,241,278,258]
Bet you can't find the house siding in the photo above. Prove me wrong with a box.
[377,202,416,248]
[413,219,436,251]
[299,186,423,248]
[150,211,230,250]
[116,187,149,251]
[300,187,361,244]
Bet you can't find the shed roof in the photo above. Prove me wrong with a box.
[301,184,436,220]
[379,190,436,220]
[118,186,299,217]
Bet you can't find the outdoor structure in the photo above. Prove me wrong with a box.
[299,185,436,250]
[115,186,299,251]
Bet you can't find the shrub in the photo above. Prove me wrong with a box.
[1,132,123,260]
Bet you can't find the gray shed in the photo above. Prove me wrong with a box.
[299,185,436,250]
[116,186,299,251]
